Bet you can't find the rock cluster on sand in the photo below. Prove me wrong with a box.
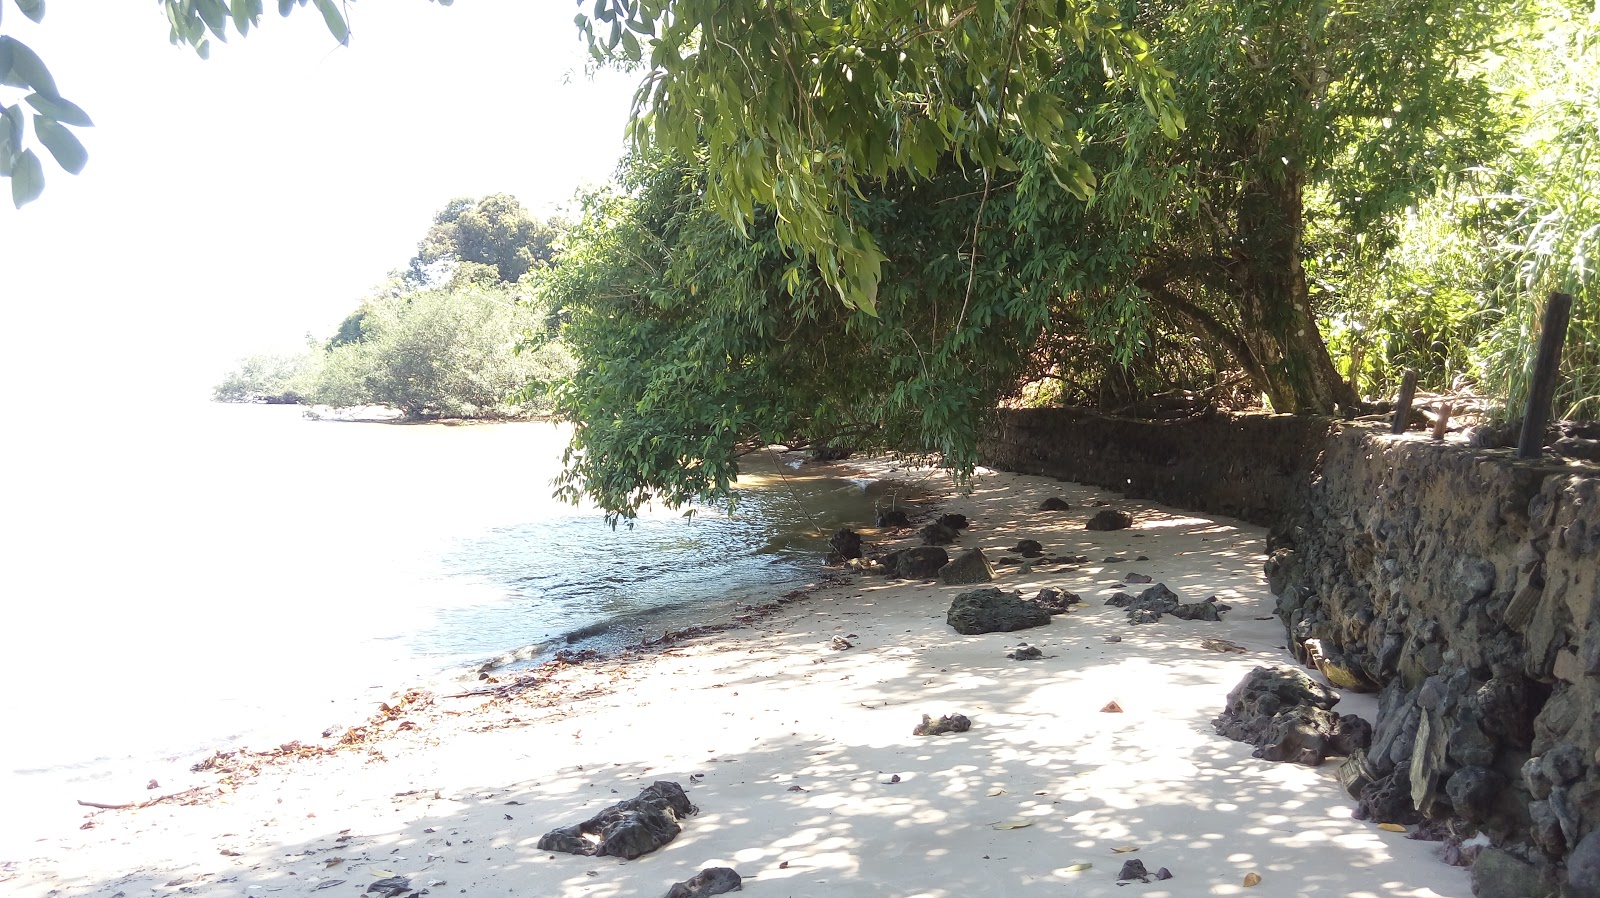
[829,528,863,560]
[1106,583,1231,623]
[1011,539,1044,557]
[1030,587,1081,614]
[536,782,697,860]
[876,508,912,528]
[947,588,1052,635]
[1213,667,1371,767]
[920,521,960,545]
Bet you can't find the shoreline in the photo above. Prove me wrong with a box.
[1,463,1470,898]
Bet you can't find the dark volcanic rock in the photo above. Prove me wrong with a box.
[1007,643,1043,660]
[1040,496,1071,511]
[881,547,948,579]
[366,878,411,898]
[1446,766,1505,823]
[664,867,742,898]
[936,513,970,531]
[913,713,971,736]
[829,528,863,560]
[947,588,1052,635]
[1030,587,1081,614]
[1012,539,1044,558]
[876,509,912,528]
[536,781,696,860]
[1116,859,1150,882]
[1214,667,1367,766]
[920,521,960,545]
[1106,583,1229,624]
[810,445,852,462]
[939,548,995,586]
[1568,831,1600,898]
[1471,848,1547,898]
[1087,509,1132,530]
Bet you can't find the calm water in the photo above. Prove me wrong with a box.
[0,404,894,783]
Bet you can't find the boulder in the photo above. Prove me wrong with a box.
[1107,583,1229,624]
[829,528,863,560]
[936,513,970,530]
[536,781,696,860]
[939,548,995,586]
[664,867,742,898]
[1214,667,1369,766]
[920,521,960,545]
[1007,643,1043,660]
[1012,539,1044,558]
[947,588,1052,635]
[1568,831,1600,898]
[882,547,948,579]
[1039,496,1071,511]
[1445,766,1504,823]
[1470,848,1547,898]
[876,509,912,528]
[1087,509,1133,530]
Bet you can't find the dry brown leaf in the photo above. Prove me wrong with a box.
[1243,872,1262,887]
[987,788,1007,796]
[1063,863,1092,872]
[323,858,345,868]
[1111,846,1139,853]
[992,820,1034,830]
[1377,823,1407,832]
[1100,701,1123,713]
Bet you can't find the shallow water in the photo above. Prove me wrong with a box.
[0,404,900,783]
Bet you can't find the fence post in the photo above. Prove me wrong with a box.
[1391,369,1418,435]
[1516,292,1574,459]
[1432,401,1453,441]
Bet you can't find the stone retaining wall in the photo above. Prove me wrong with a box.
[981,411,1600,897]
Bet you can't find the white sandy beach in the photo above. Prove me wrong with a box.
[1,465,1469,898]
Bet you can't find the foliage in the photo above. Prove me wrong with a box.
[301,285,572,419]
[212,349,321,403]
[546,152,1047,520]
[578,0,1180,314]
[406,194,559,287]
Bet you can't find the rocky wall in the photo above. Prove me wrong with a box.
[979,408,1335,527]
[1268,427,1600,898]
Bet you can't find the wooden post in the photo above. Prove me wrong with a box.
[1431,402,1453,440]
[1391,369,1418,435]
[1516,292,1574,459]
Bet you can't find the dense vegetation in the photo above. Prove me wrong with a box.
[214,194,572,418]
[550,0,1598,519]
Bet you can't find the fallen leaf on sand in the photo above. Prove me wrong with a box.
[987,788,1007,796]
[1377,823,1407,832]
[1100,701,1123,713]
[992,820,1033,830]
[1200,637,1247,653]
[368,869,394,878]
[323,859,344,868]
[1111,846,1139,853]
[1063,863,1092,872]
[1243,872,1262,887]
[314,882,345,891]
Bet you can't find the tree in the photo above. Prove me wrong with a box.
[405,194,559,287]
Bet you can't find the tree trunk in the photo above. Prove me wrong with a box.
[1232,173,1357,415]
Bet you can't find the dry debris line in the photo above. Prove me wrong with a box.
[75,786,213,811]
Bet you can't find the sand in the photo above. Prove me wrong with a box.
[1,464,1470,898]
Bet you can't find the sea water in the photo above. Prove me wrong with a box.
[0,403,902,790]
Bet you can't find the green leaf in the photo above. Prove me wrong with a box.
[311,0,349,43]
[0,36,58,99]
[34,116,87,174]
[11,148,43,208]
[25,92,92,127]
[15,0,46,24]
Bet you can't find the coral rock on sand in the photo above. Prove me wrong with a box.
[920,521,960,545]
[1086,510,1133,531]
[663,867,742,898]
[1029,587,1081,615]
[939,548,995,586]
[1011,539,1044,558]
[876,509,912,528]
[880,547,949,579]
[936,513,970,530]
[947,588,1052,635]
[913,713,972,736]
[1213,667,1371,767]
[1007,643,1043,660]
[1039,496,1071,511]
[536,781,697,860]
[829,528,863,560]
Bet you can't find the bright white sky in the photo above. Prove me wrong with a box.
[0,2,636,400]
